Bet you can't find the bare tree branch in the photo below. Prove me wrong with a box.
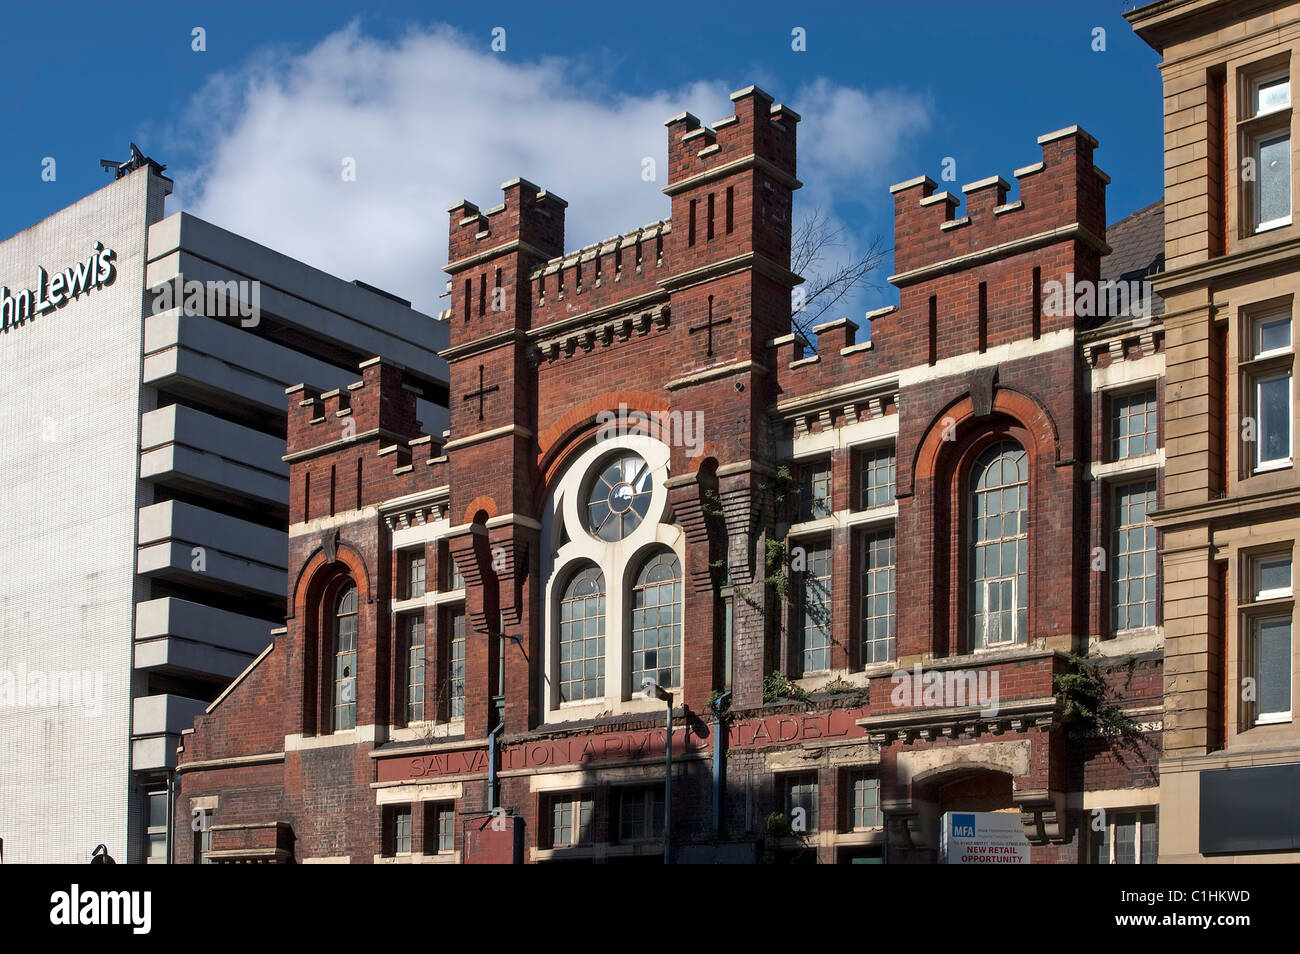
[789,208,890,344]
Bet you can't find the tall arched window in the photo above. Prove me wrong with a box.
[333,584,358,730]
[631,551,682,689]
[559,566,605,702]
[969,441,1028,649]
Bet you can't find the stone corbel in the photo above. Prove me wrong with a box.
[665,474,718,593]
[447,526,495,634]
[321,528,339,564]
[967,366,998,419]
[487,529,531,627]
[883,806,917,850]
[1015,789,1069,845]
[718,476,762,587]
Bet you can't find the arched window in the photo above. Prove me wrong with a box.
[559,566,605,702]
[631,551,682,689]
[969,441,1028,649]
[333,584,358,730]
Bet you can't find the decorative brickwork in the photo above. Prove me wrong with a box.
[175,89,1163,864]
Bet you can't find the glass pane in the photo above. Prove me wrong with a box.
[1258,316,1292,356]
[148,792,168,828]
[1258,77,1290,114]
[1140,812,1158,864]
[1258,557,1292,597]
[1090,822,1109,864]
[1258,134,1292,225]
[1115,813,1137,865]
[1257,374,1291,464]
[1257,617,1293,715]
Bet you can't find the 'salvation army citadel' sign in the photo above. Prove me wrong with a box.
[379,709,866,783]
[0,243,117,333]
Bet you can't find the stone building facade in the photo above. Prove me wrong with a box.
[1130,0,1300,863]
[173,86,1167,863]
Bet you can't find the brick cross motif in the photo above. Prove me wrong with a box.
[463,364,499,422]
[688,295,732,357]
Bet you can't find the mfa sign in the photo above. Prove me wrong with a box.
[940,811,1031,865]
[0,243,117,332]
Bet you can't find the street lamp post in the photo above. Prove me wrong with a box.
[642,679,673,864]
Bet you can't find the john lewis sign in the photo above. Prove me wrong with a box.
[0,243,117,332]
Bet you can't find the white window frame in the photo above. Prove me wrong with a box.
[969,443,1029,651]
[332,585,358,733]
[404,613,425,723]
[1241,65,1293,235]
[1091,808,1158,864]
[145,790,168,865]
[1253,614,1293,724]
[1109,388,1159,462]
[782,773,820,833]
[404,550,426,599]
[1246,312,1294,473]
[629,551,683,691]
[615,784,665,843]
[447,606,466,720]
[859,444,896,510]
[427,802,455,855]
[1243,551,1294,727]
[794,539,833,675]
[978,576,1022,647]
[1255,313,1293,358]
[1252,129,1294,233]
[1251,71,1291,118]
[195,808,213,864]
[548,792,594,848]
[1111,480,1159,633]
[1255,554,1293,601]
[1253,370,1294,471]
[846,770,882,832]
[389,805,412,856]
[860,529,896,665]
[799,458,833,521]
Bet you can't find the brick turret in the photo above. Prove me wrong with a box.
[888,126,1109,367]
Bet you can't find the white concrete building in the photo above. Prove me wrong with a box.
[0,161,448,863]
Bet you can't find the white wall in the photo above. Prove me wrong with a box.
[0,167,165,863]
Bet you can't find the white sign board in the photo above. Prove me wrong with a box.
[939,811,1030,865]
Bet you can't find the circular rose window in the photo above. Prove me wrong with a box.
[586,452,653,541]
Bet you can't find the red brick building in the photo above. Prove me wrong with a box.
[174,86,1166,864]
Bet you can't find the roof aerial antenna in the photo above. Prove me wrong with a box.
[99,143,166,180]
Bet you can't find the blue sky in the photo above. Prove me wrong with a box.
[1,1,1163,317]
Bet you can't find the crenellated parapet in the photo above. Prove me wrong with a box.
[284,358,442,523]
[890,126,1108,285]
[664,86,799,201]
[876,126,1111,370]
[528,220,672,330]
[664,86,801,284]
[446,178,567,272]
[768,307,899,400]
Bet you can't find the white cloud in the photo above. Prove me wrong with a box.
[171,22,931,317]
